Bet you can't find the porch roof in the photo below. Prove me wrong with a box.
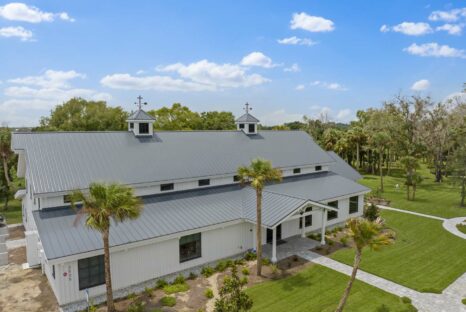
[33,171,369,260]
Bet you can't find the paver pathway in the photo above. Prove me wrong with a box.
[298,250,466,312]
[377,204,466,240]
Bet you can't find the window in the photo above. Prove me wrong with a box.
[233,175,240,182]
[139,123,149,134]
[315,165,322,171]
[293,168,301,174]
[160,183,174,192]
[179,233,201,263]
[129,122,134,129]
[78,255,105,290]
[239,123,245,129]
[52,265,55,279]
[248,124,255,133]
[327,200,338,220]
[198,179,210,187]
[64,195,72,204]
[349,196,359,214]
[299,215,312,228]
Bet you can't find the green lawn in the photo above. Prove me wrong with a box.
[0,199,22,224]
[361,166,466,219]
[247,264,410,312]
[331,210,466,293]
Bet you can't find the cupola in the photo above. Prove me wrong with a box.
[127,95,156,137]
[235,103,259,135]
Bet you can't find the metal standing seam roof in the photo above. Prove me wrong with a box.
[33,172,370,260]
[127,109,156,121]
[12,130,334,195]
[327,151,362,181]
[235,113,260,123]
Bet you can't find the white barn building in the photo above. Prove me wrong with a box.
[11,106,369,310]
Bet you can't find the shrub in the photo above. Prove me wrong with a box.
[173,274,185,285]
[240,276,249,284]
[401,296,412,304]
[126,292,137,300]
[201,266,215,277]
[244,251,257,261]
[163,283,190,294]
[234,258,245,266]
[188,272,197,280]
[160,296,176,307]
[88,301,98,312]
[270,264,279,275]
[205,288,214,299]
[292,255,298,262]
[328,239,335,246]
[225,259,234,268]
[214,266,252,312]
[364,203,380,221]
[215,260,228,272]
[462,298,466,305]
[144,286,153,297]
[127,301,145,312]
[155,279,168,289]
[261,258,271,266]
[241,267,249,276]
[340,236,348,246]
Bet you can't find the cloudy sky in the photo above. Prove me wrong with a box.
[1,1,465,126]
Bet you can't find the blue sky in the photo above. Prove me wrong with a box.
[1,0,465,126]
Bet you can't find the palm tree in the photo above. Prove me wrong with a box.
[237,158,282,276]
[71,182,143,312]
[335,218,395,312]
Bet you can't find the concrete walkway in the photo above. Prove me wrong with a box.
[298,250,466,312]
[6,238,26,250]
[377,204,466,240]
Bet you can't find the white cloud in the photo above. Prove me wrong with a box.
[336,108,351,121]
[240,52,278,68]
[310,80,348,91]
[0,26,32,41]
[260,109,304,125]
[436,23,463,35]
[309,105,354,123]
[277,36,317,46]
[9,70,85,88]
[429,8,466,22]
[284,63,300,72]
[104,59,270,92]
[404,42,466,58]
[411,79,430,91]
[381,22,433,36]
[290,12,335,32]
[295,84,305,91]
[0,2,74,23]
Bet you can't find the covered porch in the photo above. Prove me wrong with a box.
[262,235,319,262]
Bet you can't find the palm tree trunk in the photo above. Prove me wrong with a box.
[256,188,263,276]
[335,249,362,312]
[2,156,11,186]
[102,229,115,312]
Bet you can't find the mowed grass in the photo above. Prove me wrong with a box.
[247,264,409,312]
[361,166,466,218]
[331,210,466,293]
[0,199,22,224]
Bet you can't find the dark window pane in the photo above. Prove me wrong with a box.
[233,175,240,182]
[198,179,210,186]
[239,123,245,129]
[139,123,149,134]
[64,195,72,203]
[315,165,322,171]
[349,196,359,214]
[299,215,313,228]
[180,233,202,263]
[293,168,301,174]
[248,124,255,133]
[327,210,338,220]
[160,183,174,191]
[78,255,105,290]
[129,122,134,129]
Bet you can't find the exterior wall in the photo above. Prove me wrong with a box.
[51,222,253,306]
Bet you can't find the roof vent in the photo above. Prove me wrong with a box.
[235,103,259,135]
[127,95,156,137]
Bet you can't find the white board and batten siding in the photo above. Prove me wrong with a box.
[49,222,253,305]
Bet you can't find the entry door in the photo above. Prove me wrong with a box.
[266,224,282,244]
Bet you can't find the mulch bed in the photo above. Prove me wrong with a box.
[8,246,26,265]
[8,225,25,240]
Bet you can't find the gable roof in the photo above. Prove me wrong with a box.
[33,172,369,260]
[327,151,362,181]
[12,130,334,195]
[127,109,156,121]
[235,113,260,123]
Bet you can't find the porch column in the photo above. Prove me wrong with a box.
[301,215,306,238]
[320,208,327,245]
[271,227,277,263]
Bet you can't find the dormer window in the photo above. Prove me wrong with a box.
[129,122,134,129]
[248,124,255,133]
[239,124,245,129]
[139,123,149,134]
[235,103,259,135]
